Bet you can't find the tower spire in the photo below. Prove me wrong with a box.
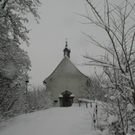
[63,39,71,58]
[65,38,68,46]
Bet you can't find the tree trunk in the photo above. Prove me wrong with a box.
[133,92,135,104]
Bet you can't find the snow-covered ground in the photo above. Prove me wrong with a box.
[0,103,93,135]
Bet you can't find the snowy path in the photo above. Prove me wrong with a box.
[0,104,92,135]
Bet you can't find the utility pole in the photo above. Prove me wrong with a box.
[25,76,29,114]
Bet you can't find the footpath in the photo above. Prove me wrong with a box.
[0,104,92,135]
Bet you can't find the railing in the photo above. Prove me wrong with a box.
[78,99,100,130]
[78,99,93,108]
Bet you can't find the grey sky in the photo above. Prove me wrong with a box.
[22,0,134,86]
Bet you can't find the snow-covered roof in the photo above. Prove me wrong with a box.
[44,55,88,83]
[70,94,75,97]
[58,94,63,98]
[64,45,71,51]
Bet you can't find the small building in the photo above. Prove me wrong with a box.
[43,41,89,107]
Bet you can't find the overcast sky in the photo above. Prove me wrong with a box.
[22,0,134,86]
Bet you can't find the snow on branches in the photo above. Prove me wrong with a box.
[83,0,135,134]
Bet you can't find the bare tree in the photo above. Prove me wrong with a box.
[82,0,135,104]
[81,0,135,134]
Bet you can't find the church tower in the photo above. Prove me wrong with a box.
[63,41,71,58]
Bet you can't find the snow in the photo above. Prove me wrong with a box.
[125,86,134,92]
[101,84,108,89]
[104,94,108,98]
[1,63,17,79]
[58,94,63,97]
[107,115,118,125]
[128,125,135,134]
[109,96,116,100]
[0,104,92,135]
[102,129,109,135]
[127,103,135,113]
[70,94,75,97]
[78,98,92,103]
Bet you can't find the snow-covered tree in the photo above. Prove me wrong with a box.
[84,76,104,101]
[82,0,135,134]
[26,86,52,113]
[0,0,41,119]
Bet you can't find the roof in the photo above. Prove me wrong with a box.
[43,56,88,83]
[63,45,71,52]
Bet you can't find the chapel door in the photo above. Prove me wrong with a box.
[63,94,71,107]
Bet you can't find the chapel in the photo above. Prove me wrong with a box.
[43,41,89,107]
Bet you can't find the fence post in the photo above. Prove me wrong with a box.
[86,102,88,108]
[79,101,81,107]
[90,102,92,108]
[93,113,96,127]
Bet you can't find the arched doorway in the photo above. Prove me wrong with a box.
[59,91,74,107]
[63,94,71,107]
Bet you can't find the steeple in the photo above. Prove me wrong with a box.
[63,40,71,58]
